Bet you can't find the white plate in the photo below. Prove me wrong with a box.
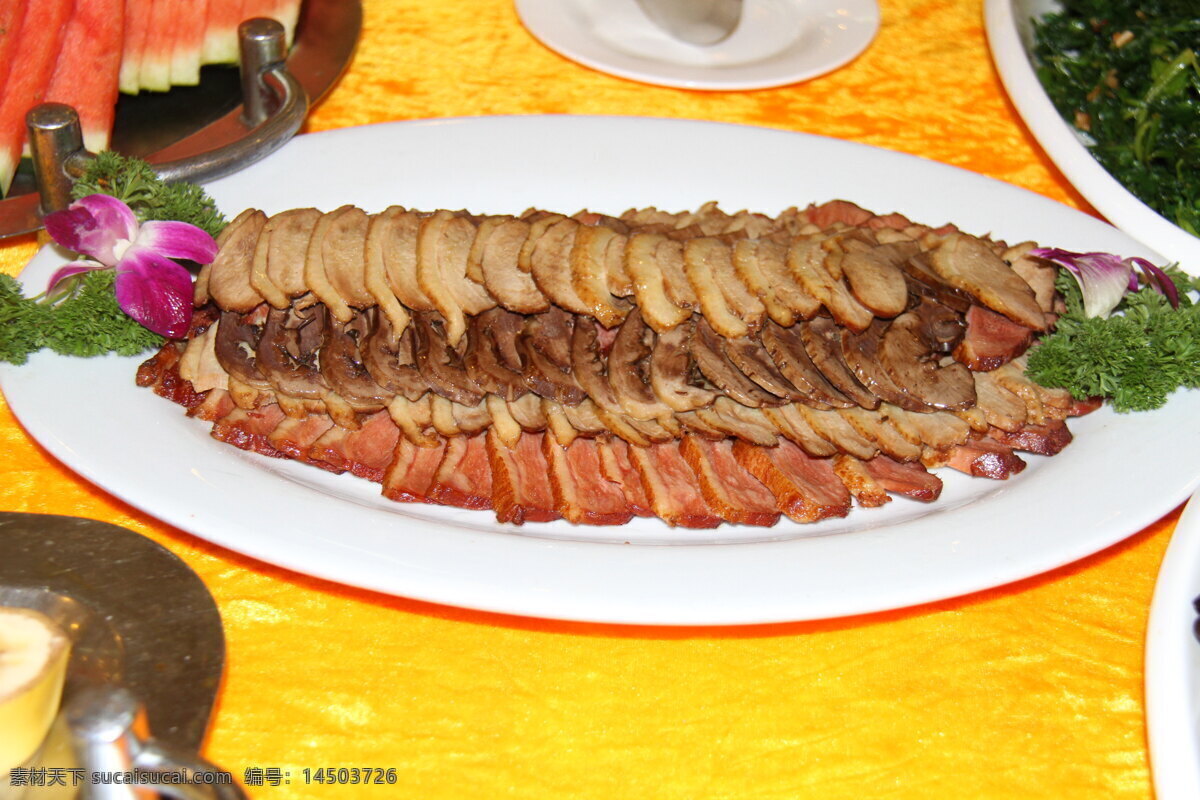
[985,0,1200,274]
[3,116,1199,626]
[1146,489,1200,800]
[515,0,879,91]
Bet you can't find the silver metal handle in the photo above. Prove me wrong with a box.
[26,17,308,216]
[67,686,247,800]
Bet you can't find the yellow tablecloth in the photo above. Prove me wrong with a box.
[0,0,1187,797]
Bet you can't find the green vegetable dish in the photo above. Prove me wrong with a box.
[1033,0,1200,238]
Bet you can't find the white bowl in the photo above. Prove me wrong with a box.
[985,0,1200,274]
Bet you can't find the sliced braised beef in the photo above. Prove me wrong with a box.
[952,304,1034,371]
[518,309,586,405]
[722,333,803,402]
[319,308,393,410]
[412,312,486,406]
[898,251,974,313]
[608,308,674,419]
[798,317,880,409]
[689,317,778,408]
[463,309,528,401]
[759,320,853,409]
[839,318,932,412]
[256,306,327,400]
[648,320,716,412]
[911,297,966,354]
[215,310,271,389]
[878,310,976,411]
[570,315,624,413]
[360,309,430,401]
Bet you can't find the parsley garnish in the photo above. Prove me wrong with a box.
[1026,267,1200,411]
[0,154,224,365]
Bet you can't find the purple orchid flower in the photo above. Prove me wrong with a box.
[43,194,218,338]
[1030,247,1180,318]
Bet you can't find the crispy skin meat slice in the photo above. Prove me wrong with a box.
[926,232,1047,330]
[760,406,838,457]
[206,209,267,312]
[479,217,549,313]
[303,206,356,322]
[648,320,716,412]
[487,430,561,524]
[417,210,495,347]
[322,205,375,309]
[798,317,879,409]
[861,455,942,502]
[683,237,750,338]
[624,232,692,332]
[952,305,1034,371]
[364,209,412,337]
[972,370,1028,432]
[211,404,288,458]
[250,213,290,310]
[838,406,923,462]
[428,433,494,510]
[530,217,592,315]
[382,437,446,502]
[628,441,723,529]
[837,239,914,318]
[571,223,631,328]
[262,207,321,301]
[379,207,436,312]
[543,435,634,525]
[679,435,779,527]
[788,239,875,333]
[794,406,879,460]
[732,439,851,522]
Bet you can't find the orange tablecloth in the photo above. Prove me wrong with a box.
[0,0,1185,797]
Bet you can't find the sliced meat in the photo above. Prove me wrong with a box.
[879,311,976,411]
[304,206,357,322]
[321,205,375,309]
[428,434,494,509]
[952,304,1035,371]
[989,420,1072,456]
[623,232,691,331]
[486,430,561,524]
[944,437,1026,479]
[648,320,717,412]
[596,437,654,517]
[608,308,675,420]
[627,441,723,528]
[831,455,891,508]
[861,455,942,502]
[690,317,777,408]
[731,439,851,522]
[838,239,914,318]
[683,237,750,338]
[464,309,529,402]
[318,310,392,411]
[530,217,592,315]
[207,209,267,312]
[379,208,437,312]
[262,207,321,300]
[543,436,634,525]
[679,436,780,526]
[382,438,446,502]
[310,410,400,482]
[479,216,549,313]
[360,310,430,402]
[799,317,880,409]
[412,312,485,406]
[570,223,630,327]
[256,306,328,401]
[723,332,803,402]
[926,232,1047,330]
[839,319,933,412]
[788,239,875,332]
[267,414,341,472]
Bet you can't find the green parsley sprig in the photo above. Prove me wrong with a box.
[1026,266,1200,411]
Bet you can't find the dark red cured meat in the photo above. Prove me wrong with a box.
[861,455,942,502]
[952,305,1034,371]
[210,404,288,458]
[45,0,125,152]
[945,437,1026,479]
[382,438,446,503]
[628,441,722,529]
[595,438,653,517]
[188,388,236,422]
[543,436,633,525]
[733,439,851,523]
[307,410,399,482]
[266,414,342,473]
[679,435,779,527]
[486,430,560,525]
[428,434,494,510]
[988,420,1072,456]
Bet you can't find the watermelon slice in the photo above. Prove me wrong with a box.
[119,0,152,94]
[0,3,29,95]
[169,0,207,86]
[201,0,242,65]
[0,0,73,196]
[138,0,180,92]
[45,0,126,153]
